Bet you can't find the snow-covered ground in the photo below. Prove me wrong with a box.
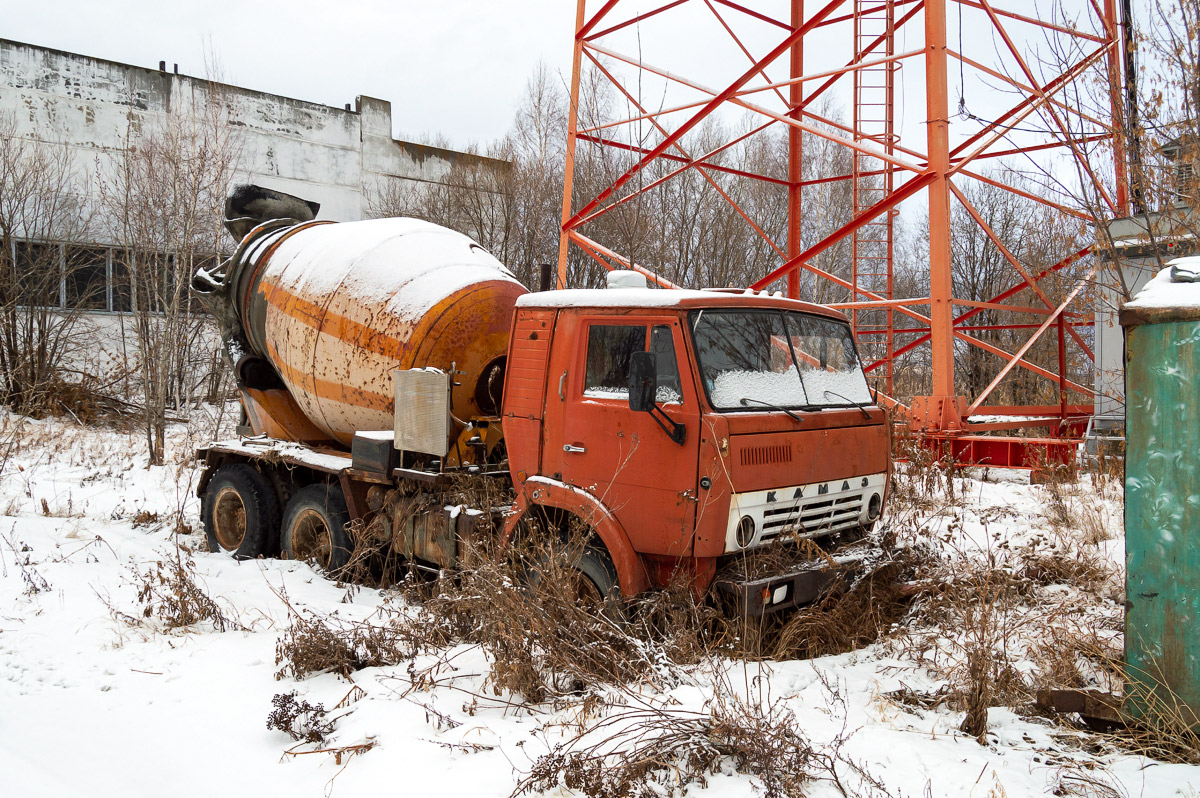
[2,410,1199,797]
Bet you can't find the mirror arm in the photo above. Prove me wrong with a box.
[648,404,687,445]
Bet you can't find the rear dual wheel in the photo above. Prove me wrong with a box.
[281,483,353,574]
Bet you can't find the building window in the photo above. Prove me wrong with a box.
[7,240,216,315]
[111,254,133,313]
[65,246,109,310]
[14,241,59,307]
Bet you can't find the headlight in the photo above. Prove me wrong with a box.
[866,493,882,521]
[735,515,756,548]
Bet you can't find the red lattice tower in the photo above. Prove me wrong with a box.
[556,0,1130,468]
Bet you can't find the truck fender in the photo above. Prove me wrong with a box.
[505,476,650,596]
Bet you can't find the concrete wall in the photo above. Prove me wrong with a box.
[1094,256,1159,420]
[0,38,508,397]
[0,38,505,233]
[1095,212,1199,423]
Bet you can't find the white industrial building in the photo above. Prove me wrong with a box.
[0,37,505,315]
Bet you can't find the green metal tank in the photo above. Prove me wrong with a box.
[1120,258,1200,724]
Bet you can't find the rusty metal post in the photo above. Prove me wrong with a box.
[786,0,804,300]
[924,0,958,425]
[539,262,553,292]
[556,0,589,290]
[1058,314,1068,421]
[1104,0,1131,215]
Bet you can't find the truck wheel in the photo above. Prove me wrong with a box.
[202,464,280,560]
[281,483,353,574]
[573,547,619,604]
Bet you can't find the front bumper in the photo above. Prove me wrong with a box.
[713,545,870,615]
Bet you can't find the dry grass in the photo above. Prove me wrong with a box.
[883,449,1130,745]
[271,529,720,700]
[267,691,336,744]
[407,532,722,702]
[273,591,435,681]
[1,528,51,596]
[514,670,894,798]
[114,545,242,632]
[726,547,921,662]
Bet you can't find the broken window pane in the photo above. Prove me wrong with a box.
[14,241,60,307]
[111,253,133,312]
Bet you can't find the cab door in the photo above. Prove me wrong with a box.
[552,315,700,558]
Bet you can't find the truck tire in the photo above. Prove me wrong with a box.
[572,547,620,605]
[201,463,281,560]
[281,483,353,574]
[525,540,620,607]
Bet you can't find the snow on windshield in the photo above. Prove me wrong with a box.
[711,367,807,408]
[582,385,682,404]
[693,309,871,410]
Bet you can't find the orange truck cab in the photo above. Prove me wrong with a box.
[502,283,891,615]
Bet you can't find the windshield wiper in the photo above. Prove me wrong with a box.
[823,389,871,419]
[738,397,810,421]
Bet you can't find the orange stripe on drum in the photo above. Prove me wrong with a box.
[266,341,393,413]
[260,281,409,358]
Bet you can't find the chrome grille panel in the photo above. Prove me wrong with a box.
[724,472,886,552]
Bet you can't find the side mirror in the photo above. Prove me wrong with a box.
[628,351,658,412]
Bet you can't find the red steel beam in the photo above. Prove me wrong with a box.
[976,0,1117,213]
[965,267,1097,414]
[865,246,1092,369]
[564,0,847,231]
[955,0,1106,43]
[585,0,689,40]
[950,180,1095,359]
[558,0,1117,449]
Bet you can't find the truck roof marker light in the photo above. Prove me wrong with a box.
[606,270,648,289]
[516,470,528,483]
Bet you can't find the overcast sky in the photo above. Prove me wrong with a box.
[5,0,579,148]
[5,0,1123,179]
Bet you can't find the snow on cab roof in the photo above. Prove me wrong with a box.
[516,287,848,319]
[517,287,702,308]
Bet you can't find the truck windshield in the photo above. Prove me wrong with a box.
[689,309,872,411]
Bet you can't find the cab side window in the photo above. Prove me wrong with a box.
[584,325,645,399]
[650,325,682,404]
[583,323,684,404]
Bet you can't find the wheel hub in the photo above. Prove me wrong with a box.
[212,486,248,551]
[290,508,332,568]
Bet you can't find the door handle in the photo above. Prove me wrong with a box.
[563,444,586,453]
[559,371,567,401]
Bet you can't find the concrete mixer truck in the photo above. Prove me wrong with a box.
[192,186,890,615]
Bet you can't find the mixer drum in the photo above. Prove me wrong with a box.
[237,218,527,447]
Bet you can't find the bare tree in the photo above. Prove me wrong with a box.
[0,114,96,413]
[370,143,516,273]
[371,62,571,291]
[101,86,241,464]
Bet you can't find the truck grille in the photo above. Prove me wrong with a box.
[723,472,886,554]
[760,493,865,541]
